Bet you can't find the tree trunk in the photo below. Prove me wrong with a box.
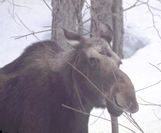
[112,0,123,58]
[90,0,113,43]
[90,0,124,133]
[111,115,119,133]
[52,0,123,132]
[90,0,123,57]
[51,0,84,48]
[76,0,85,35]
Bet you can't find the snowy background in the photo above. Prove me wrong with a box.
[0,0,161,132]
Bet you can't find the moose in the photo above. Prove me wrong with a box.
[0,29,139,133]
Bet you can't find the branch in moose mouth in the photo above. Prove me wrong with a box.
[61,104,135,133]
[123,113,144,133]
[114,96,123,108]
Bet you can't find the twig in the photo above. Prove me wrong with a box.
[89,109,105,125]
[7,0,30,8]
[138,97,161,108]
[61,104,136,133]
[123,113,139,130]
[124,113,144,133]
[13,18,90,40]
[146,0,161,39]
[124,0,161,39]
[149,63,161,73]
[153,110,161,120]
[12,29,51,39]
[16,14,41,41]
[149,5,161,12]
[157,62,161,65]
[136,80,161,92]
[136,62,161,92]
[124,1,144,11]
[42,0,52,11]
[139,103,161,107]
[84,0,90,8]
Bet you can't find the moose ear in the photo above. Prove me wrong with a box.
[63,28,83,47]
[97,23,113,44]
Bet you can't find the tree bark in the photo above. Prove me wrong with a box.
[51,0,84,47]
[90,0,113,43]
[90,0,123,57]
[90,0,124,133]
[111,115,119,133]
[76,0,85,35]
[112,0,123,58]
[52,0,123,132]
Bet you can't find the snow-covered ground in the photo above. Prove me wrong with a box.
[0,0,161,133]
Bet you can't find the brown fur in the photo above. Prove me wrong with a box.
[0,31,138,133]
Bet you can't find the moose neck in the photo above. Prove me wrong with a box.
[59,50,92,113]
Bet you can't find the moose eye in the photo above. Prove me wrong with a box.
[89,57,99,65]
[99,51,112,57]
[106,52,112,57]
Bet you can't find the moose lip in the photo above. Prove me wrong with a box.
[106,98,123,117]
[114,96,123,109]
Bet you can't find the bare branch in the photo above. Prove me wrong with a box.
[149,62,161,73]
[153,111,161,120]
[89,110,105,125]
[146,0,161,39]
[137,63,161,92]
[157,62,161,65]
[124,113,144,133]
[42,0,52,12]
[123,113,139,130]
[84,0,90,8]
[61,104,136,133]
[136,80,161,92]
[7,0,30,8]
[139,103,161,107]
[13,17,90,40]
[124,0,161,39]
[149,5,161,12]
[138,97,161,108]
[12,29,51,39]
[124,1,144,11]
[15,14,41,41]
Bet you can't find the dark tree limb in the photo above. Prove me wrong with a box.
[111,116,119,133]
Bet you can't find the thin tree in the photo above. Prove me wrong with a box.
[90,0,123,132]
[90,0,123,57]
[52,0,123,133]
[51,0,84,47]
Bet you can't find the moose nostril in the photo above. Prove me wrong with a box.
[118,60,122,66]
[129,102,139,113]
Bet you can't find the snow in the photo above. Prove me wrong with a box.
[0,0,161,133]
[0,0,51,67]
[123,25,150,58]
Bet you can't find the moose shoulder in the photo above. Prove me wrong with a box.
[0,29,138,133]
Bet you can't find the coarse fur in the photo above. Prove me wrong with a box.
[0,30,138,133]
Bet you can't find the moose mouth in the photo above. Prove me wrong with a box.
[106,97,123,117]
